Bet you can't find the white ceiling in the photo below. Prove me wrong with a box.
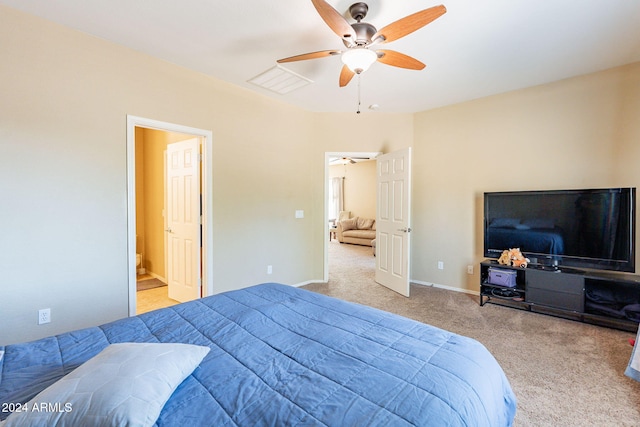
[3,0,639,113]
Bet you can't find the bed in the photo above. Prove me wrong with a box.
[0,283,516,426]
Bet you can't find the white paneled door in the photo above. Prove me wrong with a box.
[166,138,201,302]
[375,148,412,297]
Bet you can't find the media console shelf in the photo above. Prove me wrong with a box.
[480,260,640,332]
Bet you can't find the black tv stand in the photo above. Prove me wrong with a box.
[480,260,640,332]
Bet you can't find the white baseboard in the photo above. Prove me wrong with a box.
[289,278,479,297]
[292,279,326,288]
[411,279,479,296]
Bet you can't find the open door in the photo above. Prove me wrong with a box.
[127,115,213,316]
[166,138,201,302]
[375,148,412,296]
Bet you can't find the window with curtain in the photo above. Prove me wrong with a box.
[328,177,344,222]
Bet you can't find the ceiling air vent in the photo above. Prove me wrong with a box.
[248,65,313,95]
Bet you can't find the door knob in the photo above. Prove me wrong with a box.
[398,227,412,233]
[165,228,173,233]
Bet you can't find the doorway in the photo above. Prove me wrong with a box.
[126,116,213,316]
[324,152,380,282]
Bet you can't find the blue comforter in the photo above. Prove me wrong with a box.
[1,283,516,426]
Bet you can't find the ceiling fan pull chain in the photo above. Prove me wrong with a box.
[357,74,362,114]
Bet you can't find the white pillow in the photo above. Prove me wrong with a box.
[3,342,210,427]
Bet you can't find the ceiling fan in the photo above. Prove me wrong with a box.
[277,0,447,87]
[330,156,371,165]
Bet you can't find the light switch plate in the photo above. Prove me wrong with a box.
[295,210,304,219]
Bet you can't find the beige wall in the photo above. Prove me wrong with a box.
[411,62,640,292]
[134,127,146,257]
[329,161,376,220]
[0,6,412,345]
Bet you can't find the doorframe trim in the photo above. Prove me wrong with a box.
[126,115,213,316]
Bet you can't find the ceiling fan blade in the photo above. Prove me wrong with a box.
[339,65,355,87]
[339,157,356,164]
[277,50,341,63]
[376,50,425,70]
[311,0,357,41]
[373,5,446,44]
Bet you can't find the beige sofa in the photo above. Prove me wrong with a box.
[337,217,376,246]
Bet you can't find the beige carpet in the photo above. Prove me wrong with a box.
[303,240,640,426]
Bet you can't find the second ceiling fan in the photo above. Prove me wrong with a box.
[278,0,447,87]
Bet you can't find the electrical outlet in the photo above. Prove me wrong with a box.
[267,265,273,275]
[38,308,51,325]
[437,261,444,270]
[467,265,474,275]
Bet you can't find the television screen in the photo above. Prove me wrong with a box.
[484,188,636,272]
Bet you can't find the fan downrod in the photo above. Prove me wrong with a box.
[344,3,376,47]
[349,2,368,22]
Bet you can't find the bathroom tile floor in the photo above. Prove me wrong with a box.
[136,275,179,315]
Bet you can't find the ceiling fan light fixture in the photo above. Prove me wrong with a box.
[341,48,377,74]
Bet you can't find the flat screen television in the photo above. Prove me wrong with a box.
[484,188,636,272]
